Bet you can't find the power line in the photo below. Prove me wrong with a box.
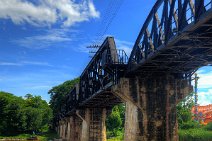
[87,0,125,57]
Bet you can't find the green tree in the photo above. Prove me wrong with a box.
[24,94,53,132]
[24,107,42,132]
[0,91,52,135]
[48,78,79,118]
[0,92,26,135]
[177,92,199,129]
[106,105,124,136]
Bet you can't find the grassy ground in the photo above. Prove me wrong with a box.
[1,129,211,141]
[107,135,123,141]
[0,131,59,141]
[106,128,212,141]
[0,134,31,139]
[179,128,212,141]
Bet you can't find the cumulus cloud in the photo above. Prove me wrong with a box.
[197,67,212,89]
[0,0,99,27]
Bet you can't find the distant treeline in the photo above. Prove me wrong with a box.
[0,92,52,135]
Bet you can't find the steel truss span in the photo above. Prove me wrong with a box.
[56,37,128,121]
[55,0,212,124]
[128,0,212,76]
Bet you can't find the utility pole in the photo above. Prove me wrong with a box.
[87,45,100,58]
[194,73,199,121]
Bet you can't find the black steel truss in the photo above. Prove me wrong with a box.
[56,37,128,121]
[55,0,212,123]
[128,0,212,76]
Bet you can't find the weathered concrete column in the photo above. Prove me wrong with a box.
[70,116,82,141]
[112,74,192,141]
[57,115,82,141]
[80,109,90,141]
[62,120,66,139]
[59,121,63,138]
[124,101,139,141]
[59,108,107,141]
[65,118,70,141]
[78,108,107,141]
[68,117,74,141]
[101,108,107,141]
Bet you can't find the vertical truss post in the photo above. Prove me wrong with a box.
[195,0,205,22]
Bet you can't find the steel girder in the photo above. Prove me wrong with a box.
[128,0,212,75]
[57,37,128,120]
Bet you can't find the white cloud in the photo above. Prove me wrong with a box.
[195,67,212,105]
[22,61,53,67]
[0,0,99,27]
[0,62,22,66]
[115,39,133,57]
[197,68,212,89]
[198,89,212,105]
[0,61,52,67]
[13,28,73,49]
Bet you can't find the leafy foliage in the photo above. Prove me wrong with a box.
[177,92,198,129]
[106,104,125,138]
[204,122,212,131]
[48,78,79,117]
[0,91,52,135]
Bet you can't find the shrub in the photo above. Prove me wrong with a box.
[204,122,212,131]
[180,120,200,129]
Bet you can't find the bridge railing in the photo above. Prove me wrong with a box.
[103,49,128,65]
[57,37,128,116]
[128,0,212,72]
[78,40,128,104]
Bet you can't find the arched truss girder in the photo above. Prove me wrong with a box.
[128,0,212,75]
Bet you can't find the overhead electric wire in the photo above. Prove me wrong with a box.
[88,0,125,57]
[95,0,125,44]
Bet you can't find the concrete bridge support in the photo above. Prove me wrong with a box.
[57,108,107,141]
[83,108,107,141]
[113,74,192,141]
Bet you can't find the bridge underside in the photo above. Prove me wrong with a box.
[130,9,212,74]
[79,90,122,108]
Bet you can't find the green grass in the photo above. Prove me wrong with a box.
[106,128,212,141]
[107,129,124,141]
[37,131,59,141]
[179,128,212,141]
[0,131,59,141]
[0,134,31,139]
[107,135,123,141]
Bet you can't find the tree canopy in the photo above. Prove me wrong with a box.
[48,78,79,120]
[177,92,199,129]
[0,91,52,135]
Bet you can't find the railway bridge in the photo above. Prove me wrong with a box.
[54,0,212,141]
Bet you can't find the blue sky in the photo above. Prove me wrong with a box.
[0,0,211,105]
